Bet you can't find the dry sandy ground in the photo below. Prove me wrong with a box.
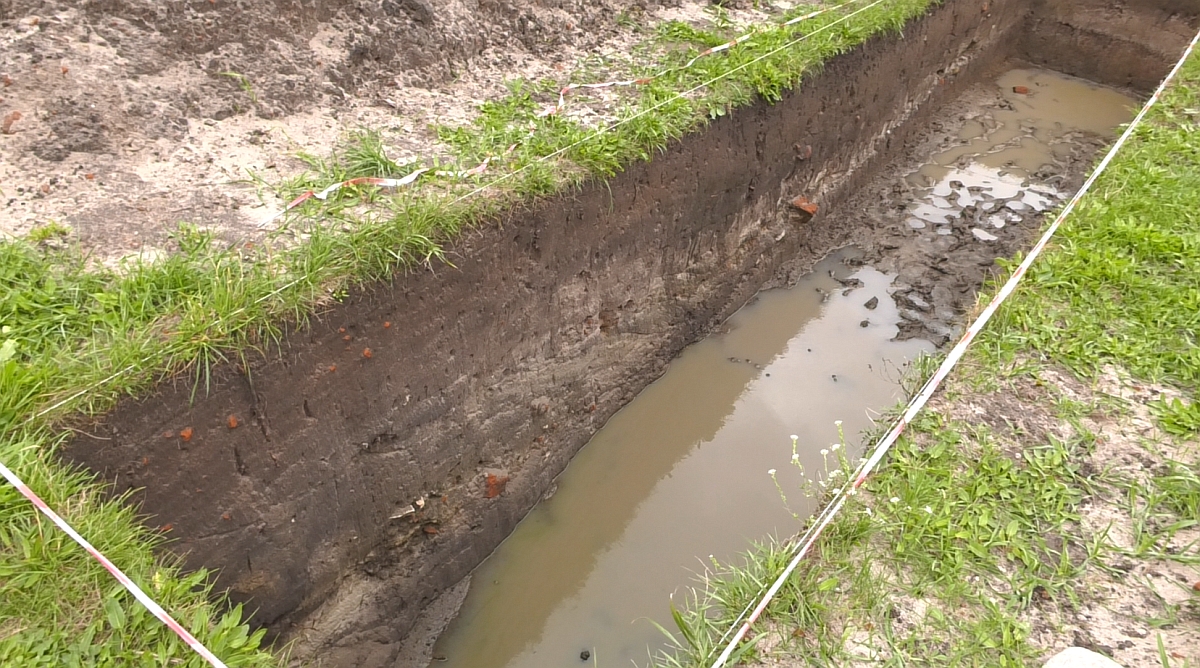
[0,0,793,267]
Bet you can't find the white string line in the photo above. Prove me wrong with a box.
[708,25,1200,668]
[541,0,874,116]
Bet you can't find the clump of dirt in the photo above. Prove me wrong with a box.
[0,0,783,264]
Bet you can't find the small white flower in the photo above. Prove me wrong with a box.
[835,420,843,426]
[791,453,800,462]
[768,468,777,475]
[818,480,826,487]
[924,506,933,514]
[864,507,873,516]
[829,469,842,477]
[790,434,799,440]
[890,497,900,504]
[848,488,857,495]
[831,442,842,451]
[820,449,829,456]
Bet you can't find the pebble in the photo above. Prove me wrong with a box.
[1042,647,1124,668]
[971,228,998,242]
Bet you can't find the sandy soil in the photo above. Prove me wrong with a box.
[0,0,792,266]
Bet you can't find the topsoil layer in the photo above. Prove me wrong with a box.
[57,0,1198,666]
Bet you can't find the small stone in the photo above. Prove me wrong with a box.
[580,650,591,661]
[1013,85,1030,94]
[859,319,869,328]
[1042,647,1124,668]
[900,293,931,311]
[971,228,998,242]
[864,296,878,310]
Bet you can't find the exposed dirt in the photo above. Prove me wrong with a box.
[0,0,792,266]
[54,0,1199,666]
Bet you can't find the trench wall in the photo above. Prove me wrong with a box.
[63,0,1197,663]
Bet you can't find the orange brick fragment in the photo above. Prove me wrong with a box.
[227,415,239,429]
[362,348,372,359]
[1012,85,1030,94]
[790,196,818,218]
[180,427,193,441]
[2,110,21,134]
[485,469,510,498]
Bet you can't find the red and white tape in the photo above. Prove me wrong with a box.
[0,461,230,668]
[709,25,1200,668]
[260,168,430,228]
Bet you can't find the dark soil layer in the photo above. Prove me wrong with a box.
[63,0,1197,665]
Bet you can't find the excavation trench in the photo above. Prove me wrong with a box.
[63,0,1197,666]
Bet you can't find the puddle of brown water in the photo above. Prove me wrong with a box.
[907,69,1137,236]
[429,250,932,667]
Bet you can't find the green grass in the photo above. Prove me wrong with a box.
[0,0,946,664]
[653,39,1200,668]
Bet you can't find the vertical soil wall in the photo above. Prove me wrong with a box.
[63,0,1197,664]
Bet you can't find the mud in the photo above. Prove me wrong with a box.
[848,67,1140,346]
[57,0,1199,666]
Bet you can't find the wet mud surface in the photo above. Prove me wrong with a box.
[56,0,1198,666]
[847,68,1138,346]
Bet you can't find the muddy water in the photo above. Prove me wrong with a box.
[430,251,932,667]
[427,67,1138,668]
[876,68,1136,346]
[904,69,1136,237]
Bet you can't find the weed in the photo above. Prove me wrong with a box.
[219,70,258,105]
